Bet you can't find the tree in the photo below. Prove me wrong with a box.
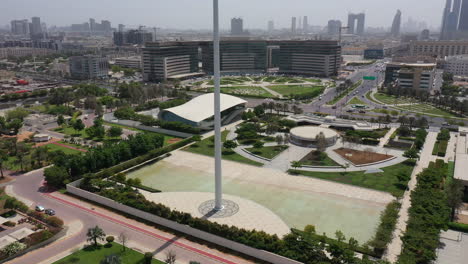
[253,141,264,149]
[73,119,85,132]
[223,140,237,150]
[164,250,177,264]
[403,148,419,160]
[107,127,123,138]
[144,252,154,264]
[87,225,106,247]
[446,179,464,221]
[290,161,301,170]
[118,232,128,252]
[15,142,31,171]
[7,119,23,135]
[315,132,327,153]
[57,115,65,126]
[0,147,9,178]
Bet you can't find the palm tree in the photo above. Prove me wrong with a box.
[87,225,106,247]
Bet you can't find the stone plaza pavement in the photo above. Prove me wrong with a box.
[140,191,291,237]
[436,230,468,264]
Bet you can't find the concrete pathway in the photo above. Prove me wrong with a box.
[379,127,397,147]
[264,144,312,171]
[384,131,438,263]
[259,85,283,98]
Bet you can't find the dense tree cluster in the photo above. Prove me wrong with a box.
[399,160,451,263]
[45,133,164,187]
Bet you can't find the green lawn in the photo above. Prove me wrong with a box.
[53,126,121,142]
[347,96,367,106]
[207,86,275,98]
[267,85,324,97]
[46,143,84,155]
[395,104,457,118]
[373,93,416,105]
[106,122,179,146]
[52,243,164,264]
[245,145,288,160]
[299,151,340,166]
[291,160,415,197]
[184,131,263,166]
[365,91,381,105]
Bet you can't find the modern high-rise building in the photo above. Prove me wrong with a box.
[231,18,244,35]
[347,13,365,35]
[291,17,297,33]
[201,40,268,74]
[384,62,437,91]
[101,20,111,32]
[276,40,341,77]
[89,18,96,32]
[303,16,309,33]
[142,42,200,82]
[459,0,468,32]
[113,29,153,46]
[327,20,342,35]
[420,29,430,40]
[440,0,465,39]
[118,24,125,32]
[267,20,274,33]
[391,10,402,37]
[10,20,30,35]
[69,55,109,80]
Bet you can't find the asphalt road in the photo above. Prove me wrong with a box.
[7,170,254,264]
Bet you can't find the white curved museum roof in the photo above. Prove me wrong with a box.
[162,93,247,123]
[290,126,338,141]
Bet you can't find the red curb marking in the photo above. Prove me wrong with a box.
[43,193,239,264]
[51,142,88,152]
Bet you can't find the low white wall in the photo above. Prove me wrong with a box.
[67,180,302,264]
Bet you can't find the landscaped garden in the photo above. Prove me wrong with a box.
[432,128,450,157]
[267,85,325,99]
[52,243,164,264]
[245,145,288,160]
[334,148,393,165]
[290,160,416,197]
[395,104,457,118]
[184,131,263,166]
[299,150,339,166]
[208,86,276,98]
[347,96,367,106]
[373,93,416,105]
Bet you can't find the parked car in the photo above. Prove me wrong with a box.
[346,110,354,113]
[359,110,366,114]
[45,209,55,216]
[35,205,45,212]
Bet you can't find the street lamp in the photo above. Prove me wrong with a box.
[213,0,223,211]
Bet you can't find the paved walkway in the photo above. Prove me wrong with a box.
[379,127,397,147]
[258,85,283,98]
[264,144,312,171]
[384,131,438,262]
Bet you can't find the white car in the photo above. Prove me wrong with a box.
[35,205,45,212]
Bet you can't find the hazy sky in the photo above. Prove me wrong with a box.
[1,0,443,30]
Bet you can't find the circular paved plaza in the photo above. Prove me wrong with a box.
[290,126,339,147]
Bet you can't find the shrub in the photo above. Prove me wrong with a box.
[438,140,448,157]
[361,138,380,145]
[448,222,468,233]
[106,236,115,243]
[27,230,53,246]
[144,252,153,264]
[3,221,16,227]
[46,216,64,228]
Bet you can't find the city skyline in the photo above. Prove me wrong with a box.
[1,0,443,30]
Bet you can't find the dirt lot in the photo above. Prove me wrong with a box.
[334,148,393,165]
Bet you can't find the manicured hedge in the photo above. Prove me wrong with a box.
[369,201,401,256]
[438,140,448,157]
[362,138,380,146]
[448,222,468,233]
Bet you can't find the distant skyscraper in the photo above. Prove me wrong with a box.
[30,17,42,36]
[328,20,342,35]
[118,24,125,32]
[89,18,96,32]
[10,19,29,35]
[231,18,243,35]
[101,20,111,32]
[298,16,302,31]
[459,0,468,32]
[268,20,274,33]
[441,0,462,39]
[291,17,297,33]
[347,13,365,35]
[303,16,309,33]
[420,29,430,40]
[391,10,402,37]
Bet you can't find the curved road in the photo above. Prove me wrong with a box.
[6,169,253,264]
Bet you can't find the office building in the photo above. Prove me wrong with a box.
[391,10,402,37]
[384,62,437,90]
[291,17,297,33]
[443,55,468,76]
[201,40,268,74]
[89,18,96,32]
[30,17,42,36]
[277,40,341,77]
[10,20,30,35]
[69,55,109,80]
[420,29,430,40]
[231,18,244,35]
[114,56,142,69]
[409,40,468,57]
[142,42,200,82]
[364,49,384,59]
[347,13,365,35]
[303,16,309,33]
[70,23,90,32]
[328,20,342,35]
[118,24,125,32]
[114,30,153,46]
[268,21,274,33]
